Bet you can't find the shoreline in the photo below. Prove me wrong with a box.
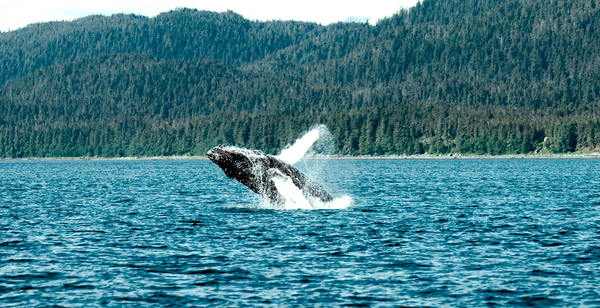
[2,153,600,162]
[323,153,600,160]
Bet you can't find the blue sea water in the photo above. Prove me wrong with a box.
[1,159,599,307]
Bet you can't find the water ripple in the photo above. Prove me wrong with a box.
[1,159,600,306]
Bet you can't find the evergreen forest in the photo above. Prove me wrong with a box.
[1,0,600,158]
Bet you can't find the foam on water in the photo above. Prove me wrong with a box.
[271,174,312,210]
[267,125,352,210]
[271,175,353,210]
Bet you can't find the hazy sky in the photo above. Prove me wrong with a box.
[0,0,419,32]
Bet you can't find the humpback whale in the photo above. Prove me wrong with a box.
[207,146,333,207]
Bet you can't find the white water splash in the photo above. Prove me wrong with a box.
[269,125,353,210]
[271,172,312,210]
[271,172,353,210]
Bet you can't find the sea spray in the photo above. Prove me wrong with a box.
[272,125,352,210]
[271,172,313,210]
[303,124,337,158]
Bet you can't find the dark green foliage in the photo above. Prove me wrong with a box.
[552,123,578,153]
[1,0,600,158]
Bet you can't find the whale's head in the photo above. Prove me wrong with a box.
[207,146,264,181]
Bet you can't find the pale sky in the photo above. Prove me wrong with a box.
[0,0,419,32]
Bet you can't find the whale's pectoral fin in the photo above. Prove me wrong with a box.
[267,169,312,210]
[276,129,320,165]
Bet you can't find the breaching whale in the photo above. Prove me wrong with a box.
[207,146,333,207]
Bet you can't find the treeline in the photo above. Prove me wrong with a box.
[1,0,600,158]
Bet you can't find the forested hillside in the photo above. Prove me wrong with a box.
[1,0,600,158]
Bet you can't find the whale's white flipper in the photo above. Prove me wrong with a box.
[269,169,312,210]
[276,129,320,165]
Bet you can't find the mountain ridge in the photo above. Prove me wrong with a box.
[1,0,599,158]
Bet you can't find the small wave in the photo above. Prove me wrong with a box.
[0,240,22,246]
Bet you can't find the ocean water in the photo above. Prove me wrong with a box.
[1,159,599,307]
